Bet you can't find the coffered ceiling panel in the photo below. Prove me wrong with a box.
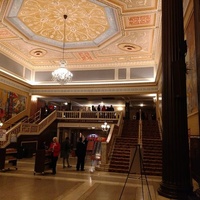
[0,0,161,85]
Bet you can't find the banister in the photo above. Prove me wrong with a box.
[0,110,122,148]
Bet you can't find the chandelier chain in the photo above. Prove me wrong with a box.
[63,15,67,61]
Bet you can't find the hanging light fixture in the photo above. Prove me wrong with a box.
[52,14,73,84]
[101,122,110,132]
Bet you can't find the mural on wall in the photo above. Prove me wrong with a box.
[186,15,198,114]
[0,89,26,122]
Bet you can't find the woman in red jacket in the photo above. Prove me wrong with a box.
[49,137,60,175]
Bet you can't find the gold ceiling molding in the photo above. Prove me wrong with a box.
[0,71,157,96]
[18,0,109,42]
[0,28,16,39]
[60,60,156,71]
[123,13,156,29]
[0,41,33,68]
[104,0,158,13]
[100,30,153,55]
[0,72,30,93]
[0,0,163,85]
[30,85,158,96]
[0,0,5,19]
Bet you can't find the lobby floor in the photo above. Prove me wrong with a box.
[0,156,194,200]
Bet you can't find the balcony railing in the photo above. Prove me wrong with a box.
[0,110,122,148]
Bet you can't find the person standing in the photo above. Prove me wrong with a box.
[49,137,60,175]
[61,137,72,168]
[97,105,101,111]
[76,137,87,171]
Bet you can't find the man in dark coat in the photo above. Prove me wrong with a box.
[76,137,87,171]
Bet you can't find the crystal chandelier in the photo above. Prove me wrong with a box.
[101,122,110,132]
[52,15,73,84]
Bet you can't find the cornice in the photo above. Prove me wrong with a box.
[0,70,158,96]
[30,85,158,96]
[0,71,31,93]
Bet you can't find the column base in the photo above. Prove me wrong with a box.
[158,182,194,200]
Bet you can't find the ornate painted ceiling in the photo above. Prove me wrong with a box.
[0,0,162,86]
[0,0,164,108]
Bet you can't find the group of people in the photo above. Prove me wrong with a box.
[91,104,114,112]
[47,134,87,175]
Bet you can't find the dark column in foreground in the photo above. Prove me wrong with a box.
[158,0,193,199]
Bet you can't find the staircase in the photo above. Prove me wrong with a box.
[108,120,139,173]
[108,119,162,176]
[142,120,162,176]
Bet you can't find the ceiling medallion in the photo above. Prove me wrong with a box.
[118,43,142,52]
[30,49,47,57]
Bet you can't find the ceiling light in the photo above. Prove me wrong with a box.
[52,15,73,84]
[117,106,123,111]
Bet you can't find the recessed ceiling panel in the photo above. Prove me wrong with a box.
[130,67,154,79]
[0,0,162,85]
[7,0,119,48]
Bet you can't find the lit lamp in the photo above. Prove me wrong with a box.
[0,120,3,128]
[101,122,110,132]
[52,14,73,84]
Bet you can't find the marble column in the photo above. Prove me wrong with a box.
[158,0,193,199]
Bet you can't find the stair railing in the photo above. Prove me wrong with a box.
[1,110,122,148]
[0,111,57,148]
[157,110,163,140]
[20,111,57,135]
[116,110,124,136]
[106,112,124,162]
[138,119,142,146]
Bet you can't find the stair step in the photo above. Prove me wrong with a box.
[110,155,130,159]
[108,168,129,173]
[143,158,162,162]
[110,162,130,167]
[143,162,162,166]
[111,156,130,160]
[143,153,162,157]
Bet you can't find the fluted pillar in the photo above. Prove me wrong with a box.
[158,0,193,199]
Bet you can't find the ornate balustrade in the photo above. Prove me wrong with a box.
[0,110,122,148]
[56,111,120,120]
